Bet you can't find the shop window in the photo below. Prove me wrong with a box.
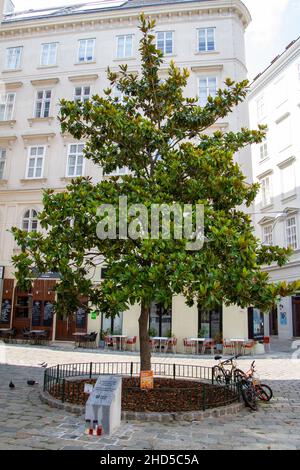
[198,307,222,339]
[149,302,172,337]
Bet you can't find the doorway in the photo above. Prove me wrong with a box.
[198,307,223,339]
[269,306,278,336]
[292,297,300,337]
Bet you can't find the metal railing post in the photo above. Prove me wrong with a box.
[56,364,60,384]
[130,362,133,377]
[173,364,176,380]
[89,362,93,379]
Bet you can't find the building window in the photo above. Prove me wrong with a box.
[78,38,95,63]
[156,31,173,55]
[0,148,6,180]
[74,86,91,103]
[0,93,15,121]
[67,144,84,177]
[106,166,129,176]
[34,90,51,118]
[101,313,123,335]
[198,28,215,52]
[260,175,272,207]
[262,224,273,246]
[5,46,22,70]
[22,209,38,232]
[257,95,265,121]
[149,302,172,337]
[40,43,58,66]
[26,146,45,179]
[199,77,217,107]
[116,35,133,58]
[281,162,296,199]
[286,216,298,250]
[260,141,268,160]
[277,115,291,152]
[198,307,222,339]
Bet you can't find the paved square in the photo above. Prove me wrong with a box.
[0,343,300,450]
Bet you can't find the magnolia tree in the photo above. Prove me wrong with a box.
[12,16,299,371]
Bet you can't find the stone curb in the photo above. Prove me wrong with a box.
[39,389,244,422]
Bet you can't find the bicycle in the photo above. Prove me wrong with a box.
[213,355,273,411]
[234,361,273,403]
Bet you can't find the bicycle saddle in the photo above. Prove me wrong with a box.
[214,355,222,360]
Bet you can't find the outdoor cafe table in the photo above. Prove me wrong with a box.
[152,337,170,353]
[188,338,207,355]
[109,335,128,351]
[229,339,246,355]
[73,332,88,347]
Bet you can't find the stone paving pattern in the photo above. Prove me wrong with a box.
[0,342,300,450]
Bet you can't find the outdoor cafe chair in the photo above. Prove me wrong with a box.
[263,336,271,352]
[203,339,215,355]
[126,336,137,352]
[168,337,177,354]
[223,339,235,355]
[183,338,196,355]
[242,339,255,356]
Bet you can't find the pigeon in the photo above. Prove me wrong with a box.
[38,362,48,368]
[27,380,38,386]
[9,381,15,389]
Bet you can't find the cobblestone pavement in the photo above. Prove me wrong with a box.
[0,343,300,450]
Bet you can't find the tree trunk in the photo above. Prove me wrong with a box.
[139,300,151,371]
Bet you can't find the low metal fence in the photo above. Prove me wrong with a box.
[44,361,240,411]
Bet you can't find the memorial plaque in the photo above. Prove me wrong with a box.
[0,299,11,324]
[84,383,94,395]
[32,301,42,327]
[85,375,122,436]
[43,301,54,327]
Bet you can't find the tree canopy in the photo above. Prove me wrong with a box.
[12,15,300,369]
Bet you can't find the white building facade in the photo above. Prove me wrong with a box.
[249,37,300,340]
[0,0,255,349]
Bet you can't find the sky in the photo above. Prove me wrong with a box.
[11,0,300,80]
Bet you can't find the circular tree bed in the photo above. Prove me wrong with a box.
[49,377,237,413]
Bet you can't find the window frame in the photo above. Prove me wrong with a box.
[74,85,91,103]
[40,42,58,67]
[197,27,216,53]
[5,46,22,70]
[116,34,134,59]
[262,224,273,246]
[66,143,85,177]
[156,31,174,55]
[0,92,16,121]
[260,174,272,208]
[0,147,7,180]
[77,38,96,63]
[259,141,268,161]
[26,146,46,180]
[34,89,52,119]
[21,209,39,233]
[286,215,298,250]
[198,76,217,107]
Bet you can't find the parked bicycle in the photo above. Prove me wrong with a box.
[213,355,273,411]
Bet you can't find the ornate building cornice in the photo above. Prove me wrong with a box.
[0,1,251,40]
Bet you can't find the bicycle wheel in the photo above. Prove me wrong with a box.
[213,366,232,385]
[234,368,246,382]
[256,384,273,402]
[240,381,258,411]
